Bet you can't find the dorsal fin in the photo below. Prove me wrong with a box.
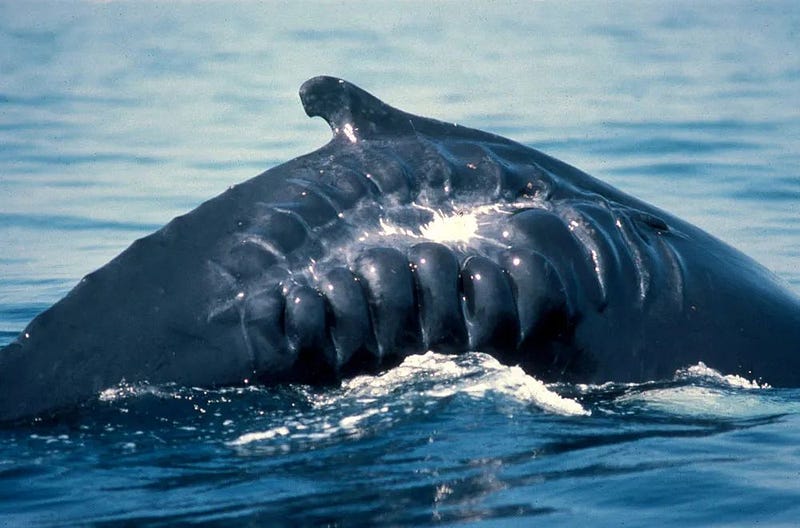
[299,76,415,142]
[298,76,513,146]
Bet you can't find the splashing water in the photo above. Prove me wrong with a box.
[676,361,770,389]
[228,352,588,450]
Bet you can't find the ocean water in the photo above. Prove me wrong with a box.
[1,1,799,526]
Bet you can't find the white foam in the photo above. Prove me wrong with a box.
[614,362,785,418]
[228,351,588,448]
[228,426,290,446]
[676,361,770,389]
[616,385,784,419]
[342,351,589,416]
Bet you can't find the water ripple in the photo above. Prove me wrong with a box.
[0,213,162,232]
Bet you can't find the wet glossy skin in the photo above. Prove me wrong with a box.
[2,76,799,422]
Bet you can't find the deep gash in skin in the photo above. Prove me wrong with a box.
[2,76,799,422]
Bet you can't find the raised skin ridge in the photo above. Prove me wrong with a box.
[260,243,573,383]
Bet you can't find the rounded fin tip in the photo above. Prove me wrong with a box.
[298,76,412,141]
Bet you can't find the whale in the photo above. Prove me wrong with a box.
[1,76,800,422]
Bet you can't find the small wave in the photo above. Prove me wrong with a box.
[610,363,795,419]
[613,384,799,420]
[229,352,588,450]
[0,212,161,232]
[339,351,589,416]
[675,362,769,389]
[92,357,790,449]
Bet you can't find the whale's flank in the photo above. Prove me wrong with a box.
[1,76,800,422]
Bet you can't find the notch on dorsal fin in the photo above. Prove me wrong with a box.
[299,76,513,146]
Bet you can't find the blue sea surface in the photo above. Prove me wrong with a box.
[1,1,800,526]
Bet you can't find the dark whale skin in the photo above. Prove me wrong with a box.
[1,76,799,422]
